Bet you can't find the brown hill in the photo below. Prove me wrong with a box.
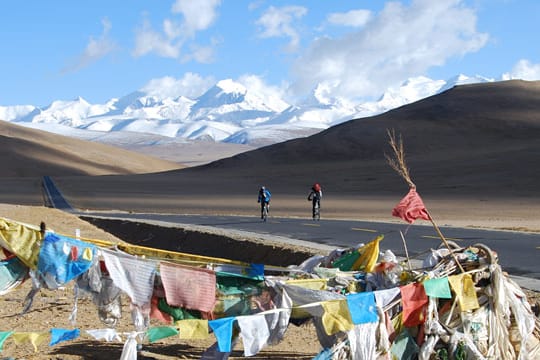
[183,79,540,198]
[0,120,183,177]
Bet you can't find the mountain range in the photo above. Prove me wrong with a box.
[0,74,492,151]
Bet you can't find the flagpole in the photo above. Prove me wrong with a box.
[399,230,413,272]
[425,210,465,273]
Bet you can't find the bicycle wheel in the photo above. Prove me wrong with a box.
[262,203,268,222]
[313,203,320,221]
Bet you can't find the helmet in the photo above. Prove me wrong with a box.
[260,186,266,190]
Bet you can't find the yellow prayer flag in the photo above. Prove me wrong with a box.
[321,299,354,335]
[82,247,93,261]
[176,319,209,340]
[352,235,383,272]
[0,218,42,269]
[285,278,327,290]
[448,273,479,311]
[11,331,49,352]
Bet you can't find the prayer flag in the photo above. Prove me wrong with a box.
[400,283,428,327]
[346,292,379,324]
[448,274,480,311]
[321,299,354,335]
[209,317,236,353]
[160,261,216,313]
[423,277,452,299]
[391,329,419,360]
[146,326,179,343]
[177,319,209,340]
[49,328,80,346]
[0,331,13,351]
[392,188,430,223]
[12,331,49,352]
[86,328,122,342]
[237,314,270,356]
[101,248,157,307]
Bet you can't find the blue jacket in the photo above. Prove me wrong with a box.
[258,189,271,203]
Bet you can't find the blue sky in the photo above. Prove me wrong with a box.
[1,0,539,107]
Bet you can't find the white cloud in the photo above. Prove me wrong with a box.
[237,74,290,110]
[290,0,489,101]
[327,9,372,27]
[133,0,221,60]
[141,73,216,98]
[171,0,221,36]
[133,19,181,58]
[62,18,117,73]
[256,5,307,52]
[502,59,540,81]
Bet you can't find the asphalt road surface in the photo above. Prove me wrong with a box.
[79,211,540,280]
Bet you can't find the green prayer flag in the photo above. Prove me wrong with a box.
[0,331,13,351]
[146,326,179,343]
[423,277,452,299]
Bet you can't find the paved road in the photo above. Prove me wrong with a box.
[42,176,74,211]
[80,212,540,280]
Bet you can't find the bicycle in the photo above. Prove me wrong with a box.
[312,201,320,221]
[261,202,269,222]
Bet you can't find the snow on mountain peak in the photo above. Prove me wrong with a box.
[2,74,497,146]
[216,79,247,94]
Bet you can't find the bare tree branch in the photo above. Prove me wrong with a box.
[385,129,416,188]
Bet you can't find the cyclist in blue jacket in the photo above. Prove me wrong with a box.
[257,186,271,219]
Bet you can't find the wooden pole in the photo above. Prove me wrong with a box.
[425,210,465,273]
[399,230,413,272]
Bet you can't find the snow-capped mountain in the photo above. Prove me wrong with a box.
[0,75,493,147]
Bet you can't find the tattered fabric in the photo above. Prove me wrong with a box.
[0,218,42,268]
[400,282,428,327]
[101,248,157,307]
[209,317,236,353]
[37,232,96,288]
[160,261,216,313]
[237,313,270,356]
[346,291,379,324]
[392,188,430,223]
[0,255,28,295]
[49,328,80,346]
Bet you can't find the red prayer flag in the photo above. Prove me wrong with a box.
[392,188,430,223]
[400,282,428,327]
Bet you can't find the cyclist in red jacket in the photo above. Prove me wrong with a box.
[307,183,322,220]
